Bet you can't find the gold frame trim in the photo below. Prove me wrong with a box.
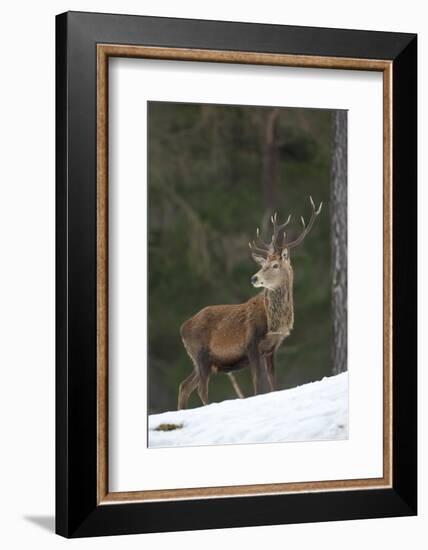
[96,44,393,505]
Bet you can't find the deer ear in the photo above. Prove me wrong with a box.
[251,253,266,266]
[281,248,289,261]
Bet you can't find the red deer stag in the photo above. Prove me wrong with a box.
[177,196,322,410]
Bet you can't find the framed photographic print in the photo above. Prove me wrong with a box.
[56,11,417,538]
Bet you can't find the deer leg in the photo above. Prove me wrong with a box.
[265,353,276,392]
[190,350,212,406]
[227,372,244,399]
[177,371,199,410]
[197,369,211,406]
[193,357,211,406]
[249,352,264,395]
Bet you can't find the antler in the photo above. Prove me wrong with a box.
[248,227,270,256]
[249,197,322,260]
[249,212,291,258]
[270,212,292,252]
[283,196,323,249]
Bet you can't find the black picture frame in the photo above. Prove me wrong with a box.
[56,11,417,538]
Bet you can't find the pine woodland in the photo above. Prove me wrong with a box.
[148,102,346,413]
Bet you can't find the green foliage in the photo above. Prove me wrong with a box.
[148,101,333,413]
[154,423,183,432]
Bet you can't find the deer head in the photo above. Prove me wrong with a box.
[249,196,323,290]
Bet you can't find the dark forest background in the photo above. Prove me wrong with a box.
[148,101,336,414]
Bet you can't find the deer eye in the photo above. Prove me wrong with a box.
[272,263,279,269]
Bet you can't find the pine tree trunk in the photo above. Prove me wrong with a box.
[331,111,348,374]
[261,108,280,211]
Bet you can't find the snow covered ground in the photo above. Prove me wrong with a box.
[148,372,348,448]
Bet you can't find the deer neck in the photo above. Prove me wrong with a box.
[264,277,294,336]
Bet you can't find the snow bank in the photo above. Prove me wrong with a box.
[148,372,348,448]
